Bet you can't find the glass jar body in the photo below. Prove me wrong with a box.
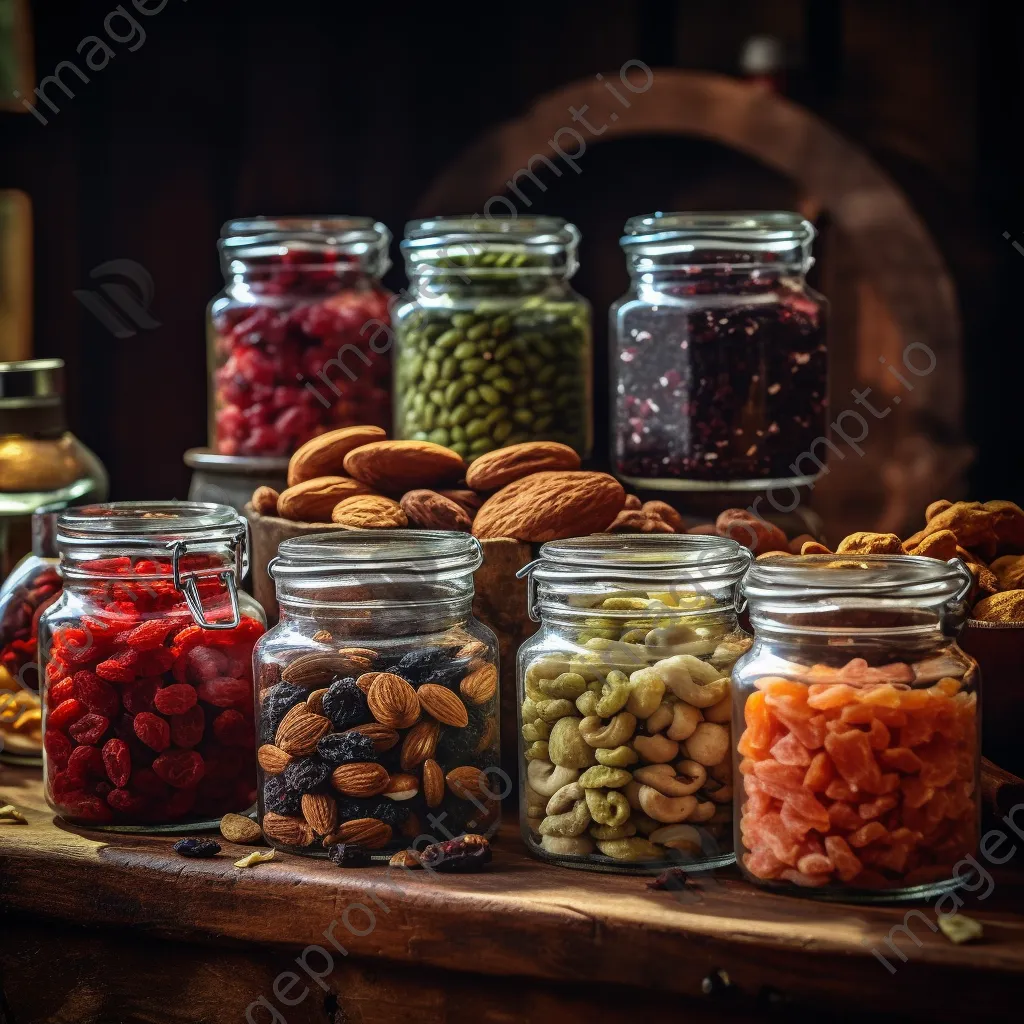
[732,633,979,900]
[208,220,393,457]
[518,601,750,873]
[39,521,265,829]
[254,606,501,858]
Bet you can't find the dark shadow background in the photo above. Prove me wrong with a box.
[2,0,1022,507]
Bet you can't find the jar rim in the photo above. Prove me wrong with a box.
[57,501,243,542]
[271,529,483,580]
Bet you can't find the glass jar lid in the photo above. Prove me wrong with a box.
[219,216,391,278]
[401,216,580,279]
[619,210,815,272]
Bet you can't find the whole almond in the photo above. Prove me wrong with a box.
[422,758,444,808]
[438,490,483,517]
[400,720,439,770]
[383,773,419,801]
[367,673,421,729]
[417,683,469,727]
[288,425,387,486]
[456,640,489,661]
[331,494,408,529]
[399,490,472,532]
[354,671,383,694]
[342,722,399,752]
[446,765,489,800]
[475,716,497,753]
[220,813,264,845]
[305,687,329,715]
[282,651,373,687]
[465,441,581,491]
[277,476,372,522]
[251,486,280,516]
[331,761,390,797]
[301,792,338,835]
[257,744,293,776]
[642,501,685,533]
[343,440,466,493]
[473,472,625,542]
[275,706,332,756]
[460,665,497,705]
[323,817,392,849]
[262,812,314,847]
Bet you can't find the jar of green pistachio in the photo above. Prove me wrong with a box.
[393,217,593,461]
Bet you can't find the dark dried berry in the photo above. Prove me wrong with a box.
[646,867,691,891]
[435,704,486,766]
[262,775,301,815]
[328,843,372,868]
[395,647,456,683]
[259,682,309,741]
[173,837,222,858]
[419,833,491,873]
[421,662,465,689]
[320,677,369,730]
[282,756,330,794]
[333,795,408,829]
[316,731,375,767]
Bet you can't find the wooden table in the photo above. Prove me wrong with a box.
[2,764,1023,1024]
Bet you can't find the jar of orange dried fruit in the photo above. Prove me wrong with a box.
[733,554,979,901]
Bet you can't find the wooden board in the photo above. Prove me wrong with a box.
[2,766,1024,1022]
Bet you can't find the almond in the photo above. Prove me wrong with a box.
[472,471,625,542]
[301,792,338,836]
[438,490,483,517]
[277,476,372,522]
[475,716,497,753]
[262,812,314,847]
[399,489,472,532]
[331,761,390,797]
[312,629,333,643]
[288,425,387,486]
[400,720,439,770]
[251,486,280,516]
[464,441,581,491]
[257,743,293,776]
[322,817,392,850]
[305,688,328,715]
[354,671,383,694]
[422,758,444,808]
[282,651,373,686]
[331,494,408,529]
[460,665,497,705]
[641,500,685,533]
[220,813,264,845]
[446,765,489,800]
[383,773,419,801]
[456,640,489,661]
[416,683,469,727]
[274,706,332,756]
[366,673,420,729]
[343,440,466,493]
[342,722,399,752]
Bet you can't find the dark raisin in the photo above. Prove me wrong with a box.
[320,677,370,730]
[172,837,222,858]
[259,682,308,741]
[282,756,330,794]
[395,648,456,683]
[316,731,376,767]
[419,833,491,873]
[435,704,486,766]
[262,775,302,815]
[328,843,372,867]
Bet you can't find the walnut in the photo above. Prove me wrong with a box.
[835,532,904,555]
[904,529,958,560]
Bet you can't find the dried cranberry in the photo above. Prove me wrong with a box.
[49,697,87,732]
[66,744,106,780]
[43,729,73,769]
[153,683,198,716]
[133,711,171,752]
[212,708,253,747]
[73,670,121,718]
[152,749,205,788]
[197,676,250,708]
[122,677,161,715]
[101,738,132,788]
[170,704,206,748]
[68,712,110,746]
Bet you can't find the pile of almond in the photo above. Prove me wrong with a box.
[710,500,1024,623]
[250,426,684,541]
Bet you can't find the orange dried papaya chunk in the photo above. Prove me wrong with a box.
[916,739,959,788]
[859,684,905,709]
[781,791,830,834]
[738,691,772,759]
[901,775,935,809]
[824,835,863,882]
[824,728,883,792]
[803,751,835,792]
[825,778,859,801]
[797,852,835,875]
[878,746,923,773]
[900,710,937,747]
[756,677,809,702]
[742,848,786,880]
[807,683,860,710]
[779,868,831,887]
[839,703,907,728]
[747,812,801,866]
[828,801,862,831]
[847,821,889,848]
[867,718,891,751]
[769,706,827,749]
[858,795,898,820]
[770,731,812,767]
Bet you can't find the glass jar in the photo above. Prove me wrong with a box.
[0,359,107,577]
[39,502,266,829]
[208,217,393,457]
[611,212,828,491]
[516,535,753,873]
[393,216,592,461]
[734,554,979,900]
[254,530,501,857]
[0,508,62,763]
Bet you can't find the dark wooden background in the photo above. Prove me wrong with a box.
[2,0,1022,511]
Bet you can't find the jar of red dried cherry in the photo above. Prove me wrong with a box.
[611,212,828,492]
[208,217,393,457]
[39,502,266,830]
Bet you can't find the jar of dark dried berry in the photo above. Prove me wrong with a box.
[611,212,828,492]
[394,216,592,462]
[209,217,393,457]
[39,502,265,829]
[254,530,502,857]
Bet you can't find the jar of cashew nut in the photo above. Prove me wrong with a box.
[516,535,753,872]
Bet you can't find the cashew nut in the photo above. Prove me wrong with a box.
[645,624,699,649]
[634,760,706,796]
[525,740,549,761]
[595,745,638,767]
[525,656,570,687]
[658,655,729,707]
[631,811,661,836]
[649,823,702,853]
[638,785,698,823]
[540,835,594,856]
[521,719,551,742]
[703,693,732,724]
[575,681,601,716]
[623,780,644,810]
[666,702,702,741]
[548,716,598,769]
[535,698,576,723]
[632,733,680,764]
[579,712,636,748]
[590,821,637,840]
[689,801,716,823]
[578,765,632,789]
[645,701,674,735]
[597,837,661,861]
[709,759,732,784]
[521,697,539,723]
[545,781,584,816]
[626,667,666,717]
[596,671,632,715]
[526,759,579,797]
[707,784,733,804]
[538,799,591,837]
[584,787,631,827]
[683,722,731,766]
[535,671,587,700]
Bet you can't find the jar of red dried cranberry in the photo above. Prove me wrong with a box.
[612,213,828,492]
[39,502,266,830]
[209,217,393,457]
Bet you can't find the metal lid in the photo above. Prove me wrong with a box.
[58,501,244,543]
[0,359,64,408]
